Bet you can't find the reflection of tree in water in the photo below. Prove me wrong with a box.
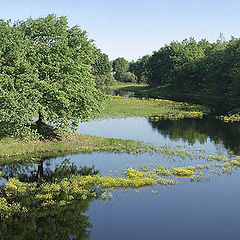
[0,158,99,183]
[149,116,240,154]
[0,200,91,240]
[0,199,92,240]
[0,160,99,240]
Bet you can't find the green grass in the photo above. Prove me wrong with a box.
[105,83,218,102]
[106,83,240,112]
[96,95,208,119]
[0,134,156,165]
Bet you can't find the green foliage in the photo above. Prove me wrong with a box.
[120,71,137,83]
[146,38,210,90]
[112,57,130,81]
[93,50,114,86]
[94,51,111,75]
[128,36,240,107]
[95,73,115,86]
[112,57,129,74]
[129,55,150,83]
[0,14,105,138]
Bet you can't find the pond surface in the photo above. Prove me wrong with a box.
[1,116,240,239]
[78,116,240,154]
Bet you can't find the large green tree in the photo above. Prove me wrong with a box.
[112,57,129,81]
[0,15,105,138]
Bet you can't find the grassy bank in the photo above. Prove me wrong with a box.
[0,134,155,165]
[0,93,208,164]
[96,95,208,120]
[106,83,240,114]
[106,83,222,102]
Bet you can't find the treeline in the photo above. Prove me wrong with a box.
[113,37,240,98]
[93,50,115,86]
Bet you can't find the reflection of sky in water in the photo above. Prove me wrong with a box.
[87,171,240,240]
[78,117,230,156]
[0,150,212,180]
[42,152,198,176]
[75,117,240,239]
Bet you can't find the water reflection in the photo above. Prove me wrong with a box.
[0,161,100,239]
[0,199,92,240]
[1,115,240,239]
[149,116,240,154]
[0,159,99,184]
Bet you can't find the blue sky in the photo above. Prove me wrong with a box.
[1,0,240,60]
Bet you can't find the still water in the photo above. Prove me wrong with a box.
[1,116,240,239]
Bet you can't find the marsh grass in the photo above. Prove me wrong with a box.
[0,167,176,221]
[106,84,240,122]
[96,95,207,120]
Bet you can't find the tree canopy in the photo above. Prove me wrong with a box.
[112,57,137,82]
[129,55,150,83]
[129,36,240,99]
[0,14,105,138]
[93,49,114,86]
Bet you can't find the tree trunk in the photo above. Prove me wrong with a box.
[36,161,44,179]
[37,111,43,125]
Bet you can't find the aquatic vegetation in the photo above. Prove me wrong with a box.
[154,166,171,177]
[0,168,176,220]
[229,160,240,167]
[0,197,92,239]
[191,172,210,182]
[217,113,240,123]
[139,164,150,172]
[222,160,240,173]
[187,166,196,171]
[196,164,210,169]
[222,164,233,175]
[172,167,195,177]
[199,154,229,162]
[210,160,240,175]
[1,150,240,223]
[159,145,193,160]
[149,111,204,121]
[148,164,196,178]
[126,168,148,179]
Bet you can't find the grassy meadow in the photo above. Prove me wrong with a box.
[97,95,208,120]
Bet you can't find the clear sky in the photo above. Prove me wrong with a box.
[1,0,240,61]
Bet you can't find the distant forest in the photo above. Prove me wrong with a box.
[112,36,240,99]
